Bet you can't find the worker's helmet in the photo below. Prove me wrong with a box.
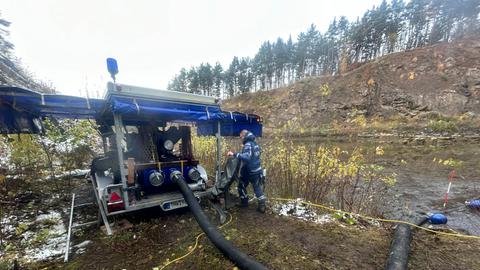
[239,129,249,139]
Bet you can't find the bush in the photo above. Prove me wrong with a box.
[427,119,458,133]
[191,134,232,175]
[193,122,396,216]
[263,135,395,215]
[1,119,101,196]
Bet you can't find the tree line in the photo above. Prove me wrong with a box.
[0,13,54,92]
[168,0,480,98]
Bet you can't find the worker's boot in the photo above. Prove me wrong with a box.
[237,197,249,208]
[256,200,266,213]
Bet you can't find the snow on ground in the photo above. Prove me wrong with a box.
[272,198,334,225]
[24,238,67,262]
[1,215,18,236]
[44,169,90,181]
[36,212,62,223]
[2,205,92,262]
[0,142,11,169]
[0,215,18,258]
[74,240,92,255]
[23,210,68,262]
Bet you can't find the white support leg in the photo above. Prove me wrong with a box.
[64,193,75,262]
[113,113,129,208]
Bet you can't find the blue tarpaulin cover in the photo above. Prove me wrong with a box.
[0,86,103,133]
[110,96,224,122]
[0,86,262,136]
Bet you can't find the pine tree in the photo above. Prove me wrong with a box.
[225,57,240,97]
[273,37,288,87]
[405,0,430,49]
[0,13,55,92]
[285,35,295,83]
[295,31,308,79]
[386,0,405,52]
[0,17,13,57]
[197,63,213,96]
[167,0,480,97]
[212,62,223,98]
[167,69,188,93]
[187,67,200,94]
[237,57,252,94]
[255,42,274,89]
[460,0,480,36]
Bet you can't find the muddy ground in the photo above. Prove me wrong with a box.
[20,199,480,270]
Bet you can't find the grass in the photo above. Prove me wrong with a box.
[427,119,458,133]
[15,223,29,236]
[39,218,59,227]
[33,228,50,245]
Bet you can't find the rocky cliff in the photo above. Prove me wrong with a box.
[223,38,480,134]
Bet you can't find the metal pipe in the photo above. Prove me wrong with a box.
[187,180,206,191]
[216,120,221,183]
[64,193,75,262]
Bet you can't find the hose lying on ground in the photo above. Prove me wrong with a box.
[171,170,268,270]
[385,223,411,270]
[385,216,428,270]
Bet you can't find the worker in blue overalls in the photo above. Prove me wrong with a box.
[228,129,266,213]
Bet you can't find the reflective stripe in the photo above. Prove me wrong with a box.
[239,189,247,198]
[251,167,262,173]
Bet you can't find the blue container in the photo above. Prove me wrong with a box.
[428,213,448,225]
[467,200,480,209]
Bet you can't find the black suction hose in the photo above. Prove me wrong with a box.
[170,171,268,270]
[385,216,428,270]
[385,223,411,270]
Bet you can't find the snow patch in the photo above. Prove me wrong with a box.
[44,169,90,180]
[0,142,11,169]
[1,215,18,235]
[74,240,92,249]
[36,211,62,222]
[24,240,67,262]
[24,210,67,262]
[273,198,334,225]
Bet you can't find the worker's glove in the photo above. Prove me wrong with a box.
[227,151,234,157]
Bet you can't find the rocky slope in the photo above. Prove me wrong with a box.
[223,38,480,134]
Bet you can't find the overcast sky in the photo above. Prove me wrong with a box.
[1,0,381,97]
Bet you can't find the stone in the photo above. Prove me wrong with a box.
[417,105,428,111]
[445,57,455,68]
[74,240,92,249]
[467,68,480,79]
